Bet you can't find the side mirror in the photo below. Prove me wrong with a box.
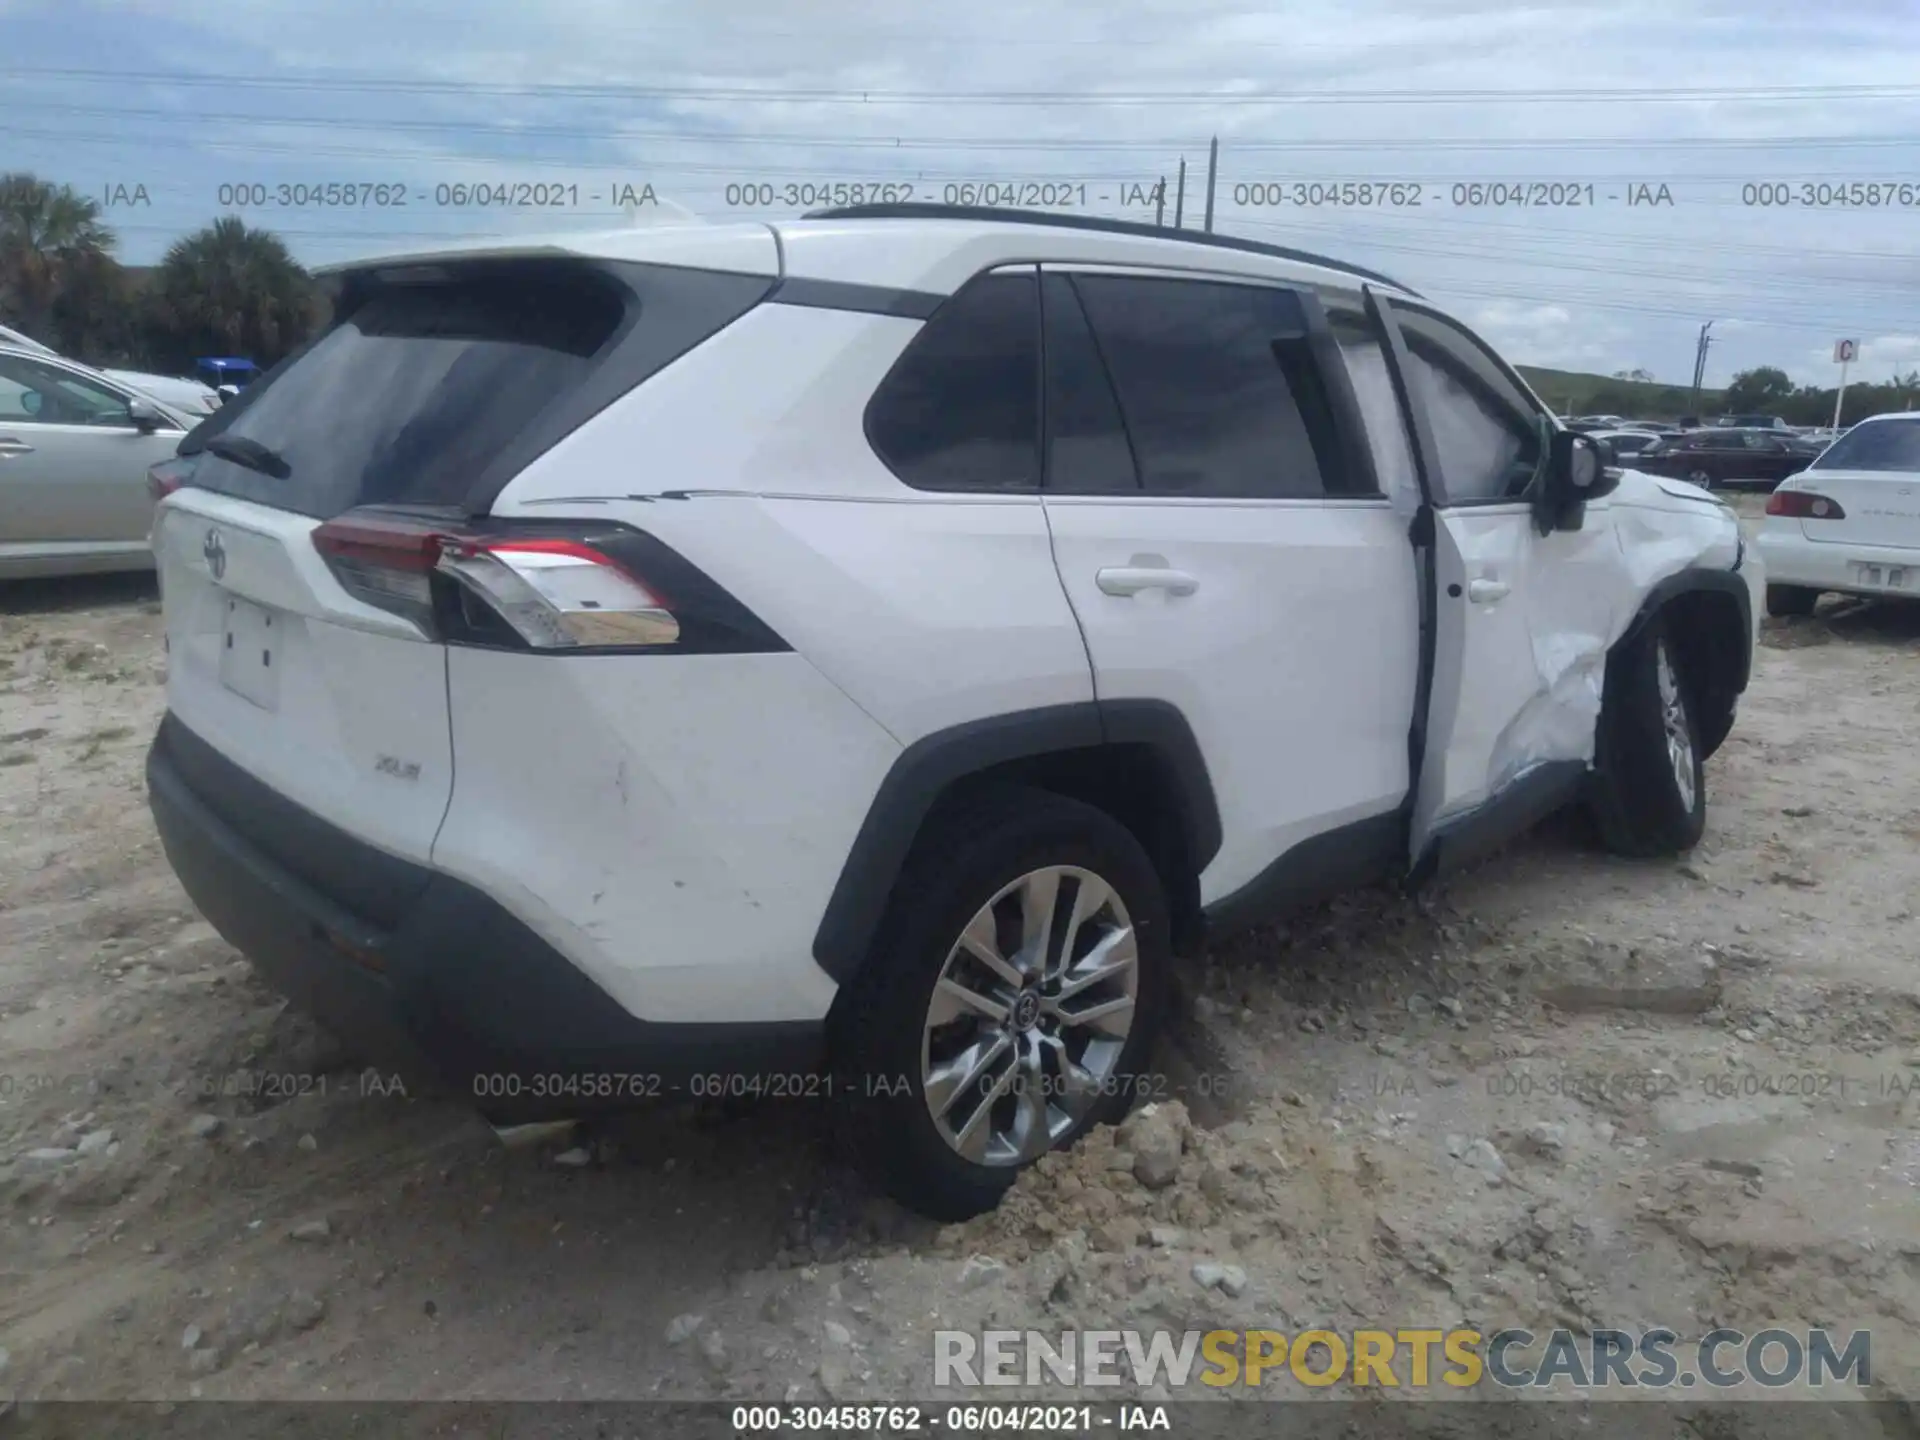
[216,385,240,405]
[1535,429,1616,533]
[127,398,161,432]
[20,389,43,418]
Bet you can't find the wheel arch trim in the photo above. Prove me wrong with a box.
[810,699,1221,985]
[1618,565,1753,761]
[1623,566,1754,694]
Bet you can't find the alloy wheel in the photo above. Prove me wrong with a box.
[1655,640,1696,812]
[919,865,1138,1167]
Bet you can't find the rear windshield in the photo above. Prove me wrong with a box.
[1809,418,1920,472]
[181,259,769,519]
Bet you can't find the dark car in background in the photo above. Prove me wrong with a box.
[1590,429,1664,459]
[1631,427,1821,490]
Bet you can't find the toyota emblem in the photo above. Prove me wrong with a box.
[203,528,226,580]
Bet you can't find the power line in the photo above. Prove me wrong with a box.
[11,68,1920,106]
[16,110,1920,155]
[28,14,1874,56]
[16,105,1920,156]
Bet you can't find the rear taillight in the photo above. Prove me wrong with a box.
[147,457,196,502]
[310,510,785,655]
[1766,490,1847,520]
[311,513,445,629]
[435,537,679,649]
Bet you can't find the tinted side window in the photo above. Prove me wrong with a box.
[867,270,1040,492]
[1069,274,1340,499]
[1041,274,1138,493]
[1392,306,1546,504]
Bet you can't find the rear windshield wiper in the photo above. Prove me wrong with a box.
[202,433,292,480]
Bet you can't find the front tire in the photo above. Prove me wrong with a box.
[831,787,1171,1221]
[1686,468,1715,491]
[1588,617,1707,858]
[1766,583,1819,617]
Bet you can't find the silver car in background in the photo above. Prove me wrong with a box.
[0,323,222,420]
[0,342,197,580]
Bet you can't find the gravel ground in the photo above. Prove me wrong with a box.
[2,498,1917,1417]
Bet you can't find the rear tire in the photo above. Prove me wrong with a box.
[830,787,1171,1221]
[1686,468,1715,491]
[1766,583,1819,617]
[1588,616,1707,858]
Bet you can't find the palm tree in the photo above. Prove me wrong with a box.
[0,173,118,342]
[145,216,321,373]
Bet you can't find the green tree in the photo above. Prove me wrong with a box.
[1721,366,1795,414]
[48,247,138,362]
[0,172,118,344]
[143,216,321,373]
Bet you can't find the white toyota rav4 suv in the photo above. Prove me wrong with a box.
[145,206,1760,1218]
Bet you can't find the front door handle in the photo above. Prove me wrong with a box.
[1467,578,1510,603]
[0,438,34,457]
[1097,567,1199,598]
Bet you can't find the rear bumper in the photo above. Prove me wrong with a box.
[146,715,824,1121]
[1754,529,1920,597]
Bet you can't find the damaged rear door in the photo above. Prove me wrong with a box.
[1369,294,1628,875]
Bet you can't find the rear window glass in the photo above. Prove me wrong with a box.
[1810,419,1920,472]
[184,265,634,519]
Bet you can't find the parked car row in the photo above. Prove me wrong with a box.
[1625,427,1829,490]
[1567,414,1682,435]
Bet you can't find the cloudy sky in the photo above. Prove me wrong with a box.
[4,0,1918,388]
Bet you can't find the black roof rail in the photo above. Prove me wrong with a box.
[798,203,1421,298]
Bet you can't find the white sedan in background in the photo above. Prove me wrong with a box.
[1756,412,1920,615]
[99,368,222,417]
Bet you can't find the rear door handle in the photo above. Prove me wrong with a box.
[1096,567,1199,598]
[1467,578,1510,603]
[0,438,33,457]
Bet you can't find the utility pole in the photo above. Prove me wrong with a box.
[1831,340,1856,430]
[1174,158,1187,229]
[1154,176,1167,227]
[1203,136,1219,232]
[1688,321,1715,412]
